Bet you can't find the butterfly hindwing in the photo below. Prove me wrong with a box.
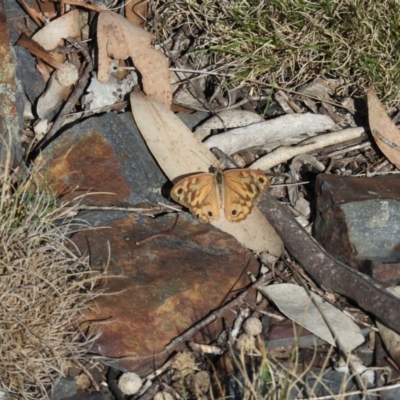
[222,169,270,222]
[171,173,221,222]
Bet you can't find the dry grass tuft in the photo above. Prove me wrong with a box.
[149,0,400,104]
[219,343,373,400]
[0,166,102,399]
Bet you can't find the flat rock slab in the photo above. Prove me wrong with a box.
[73,212,253,373]
[37,112,257,374]
[315,173,400,283]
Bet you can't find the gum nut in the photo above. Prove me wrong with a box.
[194,371,211,393]
[153,391,174,400]
[236,333,256,352]
[118,372,142,395]
[243,317,262,336]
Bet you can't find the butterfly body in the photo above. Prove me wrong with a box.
[171,168,270,223]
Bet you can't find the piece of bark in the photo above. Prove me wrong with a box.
[257,193,400,335]
[16,33,67,71]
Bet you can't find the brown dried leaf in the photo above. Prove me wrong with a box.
[367,86,400,169]
[97,11,171,107]
[32,9,82,51]
[125,0,148,27]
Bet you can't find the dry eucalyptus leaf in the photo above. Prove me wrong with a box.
[125,0,148,26]
[32,9,82,50]
[367,86,400,169]
[259,283,364,353]
[130,92,283,256]
[97,11,171,106]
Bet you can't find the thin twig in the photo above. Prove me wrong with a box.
[71,204,170,218]
[164,273,271,351]
[136,215,180,245]
[169,68,356,112]
[258,192,400,335]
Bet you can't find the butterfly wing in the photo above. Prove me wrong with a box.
[222,169,270,222]
[171,173,220,223]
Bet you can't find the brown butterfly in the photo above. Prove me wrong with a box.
[171,168,270,223]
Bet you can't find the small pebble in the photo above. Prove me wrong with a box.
[118,372,142,395]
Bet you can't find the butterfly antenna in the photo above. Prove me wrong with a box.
[189,149,221,171]
[210,147,239,169]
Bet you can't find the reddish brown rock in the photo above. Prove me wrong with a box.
[36,112,168,205]
[73,212,256,374]
[38,112,258,374]
[38,130,132,202]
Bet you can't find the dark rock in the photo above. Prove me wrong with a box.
[51,377,77,400]
[71,392,113,400]
[14,46,47,106]
[304,369,376,399]
[314,174,400,284]
[379,385,400,400]
[5,0,47,105]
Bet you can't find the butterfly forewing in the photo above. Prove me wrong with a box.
[171,168,269,223]
[222,169,270,222]
[171,173,221,222]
